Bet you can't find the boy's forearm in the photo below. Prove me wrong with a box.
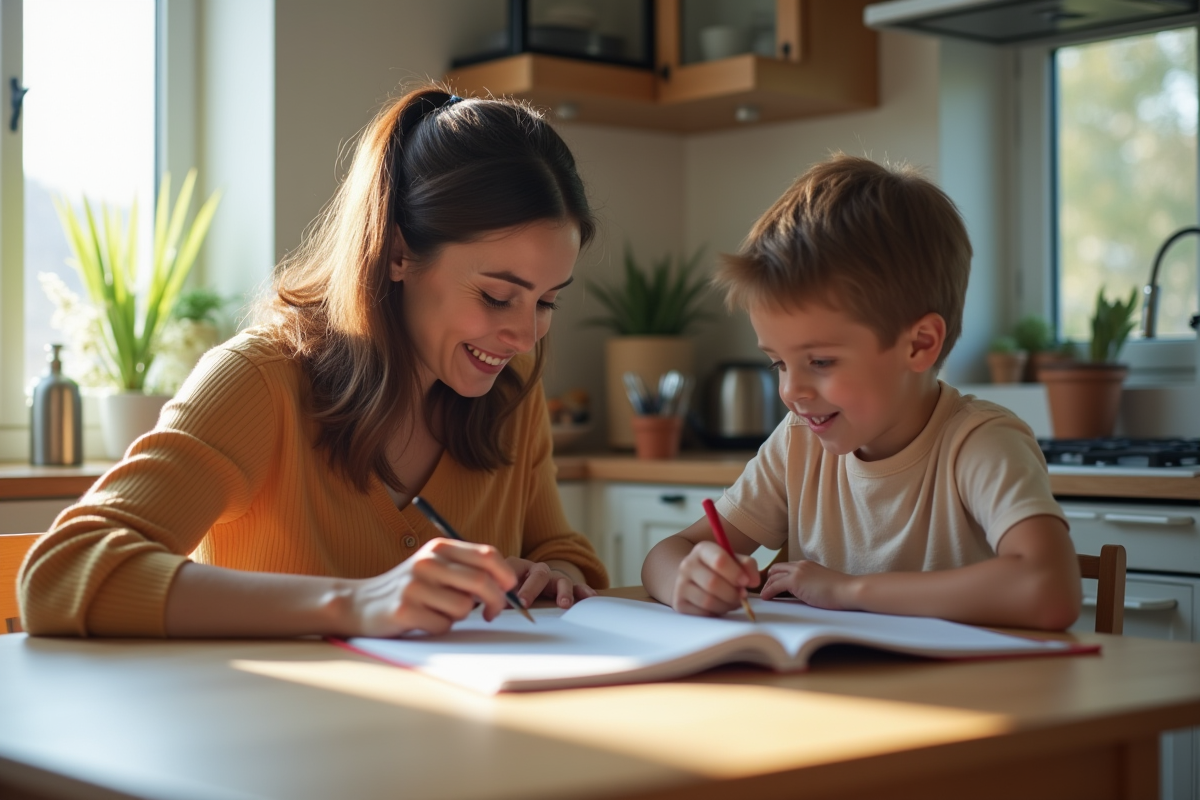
[845,555,1082,631]
[641,537,694,604]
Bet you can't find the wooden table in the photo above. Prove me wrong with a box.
[2,590,1200,800]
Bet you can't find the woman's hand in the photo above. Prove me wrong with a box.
[348,538,517,638]
[508,558,597,610]
[759,559,859,610]
[671,540,760,616]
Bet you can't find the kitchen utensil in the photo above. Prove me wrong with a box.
[623,372,650,415]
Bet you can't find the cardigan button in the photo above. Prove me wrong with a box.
[403,535,418,548]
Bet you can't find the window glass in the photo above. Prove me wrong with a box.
[1055,28,1198,342]
[23,0,156,388]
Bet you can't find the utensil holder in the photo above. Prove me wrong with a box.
[631,415,683,460]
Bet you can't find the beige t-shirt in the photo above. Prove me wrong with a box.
[715,382,1065,574]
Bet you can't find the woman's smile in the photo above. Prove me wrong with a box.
[465,343,509,372]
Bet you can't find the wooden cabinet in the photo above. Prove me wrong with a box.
[445,0,877,133]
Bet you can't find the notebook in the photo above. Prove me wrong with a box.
[334,596,1098,694]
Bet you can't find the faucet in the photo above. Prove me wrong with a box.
[1142,225,1200,338]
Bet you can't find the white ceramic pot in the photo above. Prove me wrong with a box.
[699,25,749,61]
[98,392,171,460]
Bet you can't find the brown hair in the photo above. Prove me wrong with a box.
[260,86,595,492]
[714,154,971,368]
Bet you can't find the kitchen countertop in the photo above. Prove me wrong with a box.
[2,453,1198,502]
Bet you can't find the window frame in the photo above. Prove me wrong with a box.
[0,0,195,461]
[1013,20,1200,385]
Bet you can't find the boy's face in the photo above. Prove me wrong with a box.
[749,301,944,462]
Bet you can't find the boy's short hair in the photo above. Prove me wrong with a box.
[714,154,972,368]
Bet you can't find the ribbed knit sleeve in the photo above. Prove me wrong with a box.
[18,345,278,636]
[516,385,609,589]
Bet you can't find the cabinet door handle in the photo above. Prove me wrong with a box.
[659,64,671,81]
[1102,513,1195,527]
[1082,595,1179,612]
[659,494,686,504]
[1064,510,1098,521]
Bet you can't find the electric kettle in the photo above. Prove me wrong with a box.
[694,362,785,448]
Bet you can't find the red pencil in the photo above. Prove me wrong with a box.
[700,498,757,622]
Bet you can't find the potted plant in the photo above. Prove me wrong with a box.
[144,289,228,396]
[586,244,711,448]
[53,169,221,458]
[986,335,1027,384]
[1012,314,1064,382]
[1038,288,1137,439]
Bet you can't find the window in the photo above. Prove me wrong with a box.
[1054,28,1198,343]
[22,0,157,389]
[0,0,162,459]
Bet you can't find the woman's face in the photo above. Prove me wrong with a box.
[391,220,580,397]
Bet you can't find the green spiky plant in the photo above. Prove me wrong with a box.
[1089,287,1139,364]
[585,245,713,335]
[53,169,221,392]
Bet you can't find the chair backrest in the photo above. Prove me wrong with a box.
[1078,544,1126,635]
[1,533,41,634]
[759,544,1127,635]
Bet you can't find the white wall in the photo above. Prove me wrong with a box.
[938,39,1015,385]
[681,31,942,381]
[197,0,275,322]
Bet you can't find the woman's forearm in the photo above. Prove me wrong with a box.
[164,562,354,638]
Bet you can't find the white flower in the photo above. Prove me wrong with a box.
[37,272,117,390]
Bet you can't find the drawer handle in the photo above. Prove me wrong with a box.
[1101,513,1195,527]
[1082,595,1179,611]
[1064,510,1098,521]
[659,494,686,504]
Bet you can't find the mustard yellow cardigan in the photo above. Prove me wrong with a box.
[19,332,607,636]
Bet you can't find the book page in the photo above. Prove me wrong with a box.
[341,604,768,694]
[744,597,1073,659]
[560,597,1070,662]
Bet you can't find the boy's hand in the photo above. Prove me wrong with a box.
[760,560,859,610]
[673,541,761,616]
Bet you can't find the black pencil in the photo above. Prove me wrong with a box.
[411,496,535,624]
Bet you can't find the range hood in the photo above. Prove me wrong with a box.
[864,0,1198,45]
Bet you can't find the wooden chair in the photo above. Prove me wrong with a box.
[1079,544,1126,635]
[759,543,1127,635]
[1,533,41,634]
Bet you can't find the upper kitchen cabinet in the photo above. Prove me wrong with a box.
[444,0,878,133]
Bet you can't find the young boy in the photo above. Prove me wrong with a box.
[642,154,1081,631]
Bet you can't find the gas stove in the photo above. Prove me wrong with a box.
[1038,438,1200,477]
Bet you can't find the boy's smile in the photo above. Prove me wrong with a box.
[749,301,944,462]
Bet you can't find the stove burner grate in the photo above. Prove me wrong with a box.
[1038,437,1200,468]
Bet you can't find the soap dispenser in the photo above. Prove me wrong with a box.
[31,343,83,466]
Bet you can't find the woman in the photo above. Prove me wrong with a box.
[19,86,608,638]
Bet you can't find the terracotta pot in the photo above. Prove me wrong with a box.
[1026,350,1072,383]
[631,415,683,460]
[605,336,694,449]
[987,351,1027,384]
[1037,363,1127,439]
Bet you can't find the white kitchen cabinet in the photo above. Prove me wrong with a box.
[556,481,588,537]
[579,482,778,588]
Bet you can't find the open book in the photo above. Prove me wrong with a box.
[335,597,1098,694]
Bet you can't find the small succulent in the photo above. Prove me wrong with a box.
[1012,315,1055,354]
[1089,287,1138,363]
[989,335,1022,354]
